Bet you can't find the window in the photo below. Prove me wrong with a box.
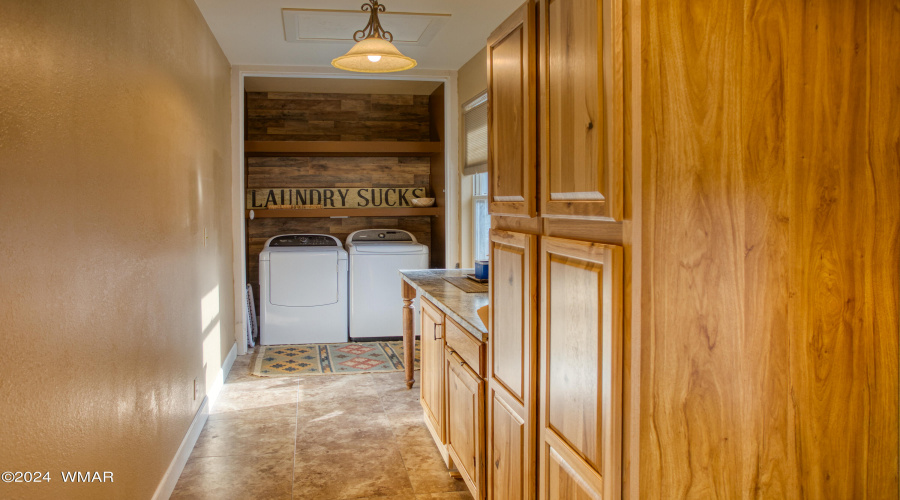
[473,172,490,262]
[462,90,490,265]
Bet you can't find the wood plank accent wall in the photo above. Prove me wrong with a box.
[247,156,431,188]
[639,0,899,498]
[246,92,431,142]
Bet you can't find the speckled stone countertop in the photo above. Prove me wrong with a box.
[400,269,489,341]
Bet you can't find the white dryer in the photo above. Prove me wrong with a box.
[345,229,429,340]
[259,234,348,345]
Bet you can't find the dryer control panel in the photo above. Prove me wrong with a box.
[269,235,337,247]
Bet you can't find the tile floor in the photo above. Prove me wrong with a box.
[171,349,472,500]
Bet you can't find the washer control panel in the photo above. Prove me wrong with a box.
[349,230,415,243]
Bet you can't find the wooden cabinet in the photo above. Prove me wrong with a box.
[420,297,446,462]
[487,229,538,500]
[446,348,486,499]
[419,296,489,498]
[485,1,626,497]
[539,237,622,500]
[538,0,623,220]
[487,0,537,217]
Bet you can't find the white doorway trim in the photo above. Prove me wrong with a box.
[230,65,460,354]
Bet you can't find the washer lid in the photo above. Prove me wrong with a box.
[268,250,340,307]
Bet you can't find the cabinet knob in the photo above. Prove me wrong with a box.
[587,121,594,130]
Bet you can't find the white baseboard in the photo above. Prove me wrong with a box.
[152,396,208,500]
[208,343,238,407]
[153,342,237,499]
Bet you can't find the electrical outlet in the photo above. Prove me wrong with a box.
[193,377,199,400]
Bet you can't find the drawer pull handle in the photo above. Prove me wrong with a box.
[433,323,442,340]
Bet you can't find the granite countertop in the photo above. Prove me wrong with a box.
[400,269,489,341]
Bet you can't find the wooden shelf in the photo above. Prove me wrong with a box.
[244,140,443,157]
[247,207,443,218]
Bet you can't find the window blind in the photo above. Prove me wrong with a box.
[463,92,488,176]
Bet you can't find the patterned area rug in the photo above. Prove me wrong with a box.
[252,340,420,377]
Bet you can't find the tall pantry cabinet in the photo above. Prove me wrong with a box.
[486,0,625,499]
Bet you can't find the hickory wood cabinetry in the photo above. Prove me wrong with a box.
[486,0,625,499]
[420,297,488,499]
[420,297,446,463]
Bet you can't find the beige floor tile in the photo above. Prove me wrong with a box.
[293,447,414,499]
[210,386,298,420]
[370,371,423,414]
[189,416,296,458]
[384,411,468,495]
[171,453,293,500]
[297,412,395,454]
[419,492,474,499]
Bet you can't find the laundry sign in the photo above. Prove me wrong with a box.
[247,187,428,209]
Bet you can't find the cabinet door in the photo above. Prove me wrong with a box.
[487,230,538,499]
[446,348,486,499]
[421,297,445,446]
[539,237,622,500]
[539,0,623,220]
[487,0,537,217]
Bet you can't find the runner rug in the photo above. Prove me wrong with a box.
[252,340,420,377]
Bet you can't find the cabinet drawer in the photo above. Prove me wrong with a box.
[445,317,485,377]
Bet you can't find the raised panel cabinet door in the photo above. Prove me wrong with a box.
[420,297,445,444]
[446,348,486,499]
[538,237,622,500]
[539,0,624,220]
[487,0,537,217]
[487,229,538,499]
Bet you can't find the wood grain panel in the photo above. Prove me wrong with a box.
[640,0,900,497]
[487,229,538,500]
[421,298,446,445]
[446,348,486,499]
[738,0,794,497]
[787,1,895,497]
[445,317,485,377]
[489,387,527,500]
[544,433,603,500]
[540,0,623,220]
[490,235,526,399]
[540,237,622,500]
[487,1,537,217]
[866,0,900,494]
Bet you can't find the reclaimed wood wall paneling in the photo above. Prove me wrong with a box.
[246,91,431,142]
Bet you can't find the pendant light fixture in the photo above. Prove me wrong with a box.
[332,0,417,73]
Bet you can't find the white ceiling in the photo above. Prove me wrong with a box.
[193,0,523,70]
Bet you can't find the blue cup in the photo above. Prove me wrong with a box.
[475,260,489,280]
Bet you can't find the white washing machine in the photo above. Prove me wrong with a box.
[259,234,348,345]
[345,229,429,340]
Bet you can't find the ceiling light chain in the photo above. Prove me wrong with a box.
[354,0,393,43]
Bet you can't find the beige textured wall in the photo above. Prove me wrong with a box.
[457,47,488,269]
[0,0,233,497]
